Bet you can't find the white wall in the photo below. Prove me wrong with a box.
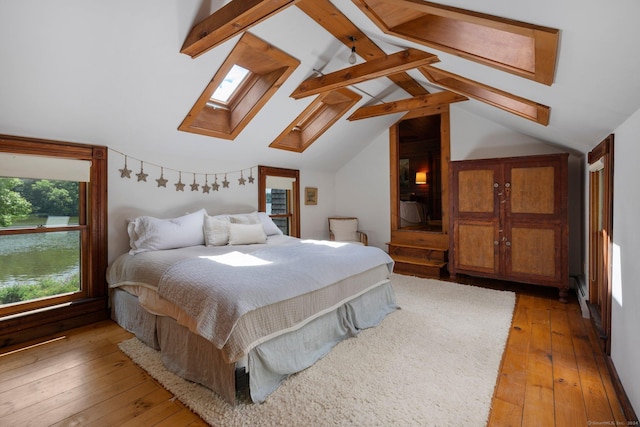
[610,107,640,413]
[335,131,391,250]
[107,151,337,262]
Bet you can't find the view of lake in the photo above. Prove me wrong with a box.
[0,231,80,289]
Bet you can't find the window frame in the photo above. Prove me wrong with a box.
[179,32,300,140]
[258,165,300,238]
[269,88,362,153]
[0,134,108,346]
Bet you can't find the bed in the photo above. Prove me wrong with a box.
[400,200,428,227]
[107,209,397,404]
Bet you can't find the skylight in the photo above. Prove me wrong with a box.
[210,64,250,103]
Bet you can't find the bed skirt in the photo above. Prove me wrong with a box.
[111,280,397,404]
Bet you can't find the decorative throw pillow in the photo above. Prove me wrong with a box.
[127,208,206,254]
[227,223,267,245]
[204,215,229,246]
[258,212,283,236]
[229,211,261,225]
[330,218,359,242]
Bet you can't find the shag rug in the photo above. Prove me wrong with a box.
[118,274,515,426]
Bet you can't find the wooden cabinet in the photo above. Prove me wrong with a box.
[449,153,569,301]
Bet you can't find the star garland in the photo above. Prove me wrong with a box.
[119,155,132,178]
[110,149,256,195]
[136,161,148,182]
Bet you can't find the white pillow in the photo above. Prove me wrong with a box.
[227,223,267,245]
[229,211,261,225]
[204,215,229,246]
[128,209,206,254]
[330,218,359,242]
[258,212,283,236]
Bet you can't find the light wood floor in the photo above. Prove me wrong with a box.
[0,281,631,426]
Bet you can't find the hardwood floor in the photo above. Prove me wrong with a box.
[0,280,632,426]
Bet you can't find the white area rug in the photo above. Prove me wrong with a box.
[118,274,515,426]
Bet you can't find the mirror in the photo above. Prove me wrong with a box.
[397,115,443,232]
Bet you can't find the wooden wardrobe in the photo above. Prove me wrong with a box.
[449,153,569,301]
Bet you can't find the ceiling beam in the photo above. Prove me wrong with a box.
[296,0,429,96]
[420,66,550,125]
[348,91,467,120]
[291,48,439,99]
[181,0,300,58]
[352,0,559,85]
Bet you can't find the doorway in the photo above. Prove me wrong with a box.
[387,107,451,278]
[587,134,614,354]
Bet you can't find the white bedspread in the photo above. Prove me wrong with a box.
[157,240,394,349]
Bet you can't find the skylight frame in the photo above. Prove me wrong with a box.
[269,88,362,153]
[179,32,300,140]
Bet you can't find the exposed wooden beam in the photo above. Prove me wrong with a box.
[181,0,300,58]
[420,66,550,125]
[291,48,438,99]
[352,0,559,85]
[348,91,466,120]
[296,0,429,96]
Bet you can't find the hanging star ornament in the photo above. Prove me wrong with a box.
[238,171,246,186]
[222,173,230,188]
[248,169,255,184]
[190,173,199,192]
[175,172,185,192]
[119,155,132,178]
[136,161,148,182]
[202,175,211,194]
[156,167,168,188]
[212,175,220,191]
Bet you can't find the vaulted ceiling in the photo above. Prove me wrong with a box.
[1,0,639,173]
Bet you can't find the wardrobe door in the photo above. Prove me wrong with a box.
[503,156,568,287]
[450,161,502,277]
[505,221,564,284]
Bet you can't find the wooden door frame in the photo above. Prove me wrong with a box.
[390,106,450,250]
[587,134,614,354]
[257,165,300,238]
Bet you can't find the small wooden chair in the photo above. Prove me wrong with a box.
[328,217,368,245]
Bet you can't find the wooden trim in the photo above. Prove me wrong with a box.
[420,66,550,125]
[179,32,300,140]
[0,134,108,348]
[604,354,639,422]
[296,0,428,96]
[181,0,301,58]
[290,48,438,99]
[389,106,450,251]
[348,91,466,120]
[352,0,559,85]
[588,134,614,355]
[270,88,361,153]
[258,165,300,237]
[0,299,108,348]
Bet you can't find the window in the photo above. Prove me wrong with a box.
[179,32,300,140]
[269,88,362,153]
[0,135,108,344]
[258,166,300,237]
[209,64,251,106]
[0,177,83,308]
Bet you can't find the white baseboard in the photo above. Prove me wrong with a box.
[571,275,590,318]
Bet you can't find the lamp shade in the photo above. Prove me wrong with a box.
[415,171,427,185]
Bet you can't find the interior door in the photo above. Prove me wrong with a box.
[588,135,614,354]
